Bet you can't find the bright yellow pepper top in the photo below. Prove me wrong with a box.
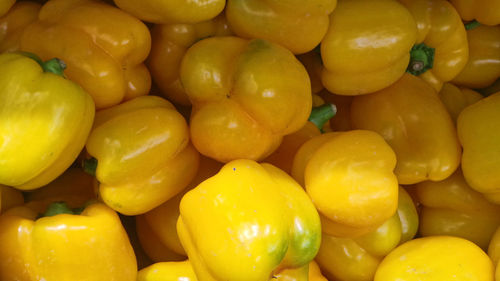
[438,83,483,123]
[0,52,95,190]
[181,37,312,163]
[274,261,328,281]
[0,0,15,17]
[449,0,500,25]
[0,1,40,52]
[178,159,321,281]
[321,0,417,95]
[138,261,197,281]
[20,0,152,109]
[226,0,336,54]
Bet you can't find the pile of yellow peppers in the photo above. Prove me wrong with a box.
[0,0,499,280]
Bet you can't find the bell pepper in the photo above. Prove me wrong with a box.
[20,0,152,109]
[113,0,225,24]
[0,1,41,52]
[177,159,321,281]
[226,0,336,54]
[274,261,328,281]
[320,0,417,95]
[291,130,399,238]
[84,95,199,215]
[181,37,312,162]
[148,14,232,106]
[374,236,494,281]
[351,73,461,184]
[479,78,500,97]
[0,52,95,190]
[438,83,483,123]
[315,187,418,281]
[0,0,15,17]
[451,24,500,89]
[457,91,500,203]
[0,185,23,213]
[449,0,500,25]
[488,227,500,281]
[138,260,197,281]
[0,201,137,281]
[297,51,324,95]
[400,0,468,93]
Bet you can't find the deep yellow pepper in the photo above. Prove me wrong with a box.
[0,185,23,213]
[177,159,321,281]
[292,130,399,238]
[0,1,40,52]
[85,95,199,215]
[0,52,95,190]
[351,73,461,184]
[375,236,494,281]
[400,0,468,93]
[488,227,500,281]
[438,83,483,123]
[0,0,15,17]
[148,14,232,106]
[181,37,312,162]
[452,24,500,89]
[449,0,500,25]
[457,91,500,203]
[0,202,137,281]
[274,261,328,281]
[226,0,336,54]
[20,0,152,109]
[321,0,417,95]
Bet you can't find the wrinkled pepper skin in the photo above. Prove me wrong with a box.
[148,14,232,106]
[292,130,399,238]
[138,261,197,281]
[0,52,95,190]
[488,227,500,281]
[114,0,225,24]
[0,185,23,213]
[321,0,416,95]
[315,187,418,281]
[438,83,483,123]
[0,1,41,52]
[374,236,494,281]
[449,0,500,25]
[181,37,312,163]
[0,202,137,281]
[85,96,199,215]
[457,91,500,203]
[177,159,321,281]
[400,0,468,92]
[0,0,15,17]
[226,0,336,54]
[452,24,500,89]
[20,0,152,109]
[351,73,461,185]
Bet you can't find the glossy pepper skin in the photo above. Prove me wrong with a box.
[138,261,197,281]
[315,187,418,281]
[0,185,23,213]
[0,1,41,52]
[226,0,336,54]
[177,159,321,281]
[374,236,494,281]
[0,52,95,190]
[181,37,312,162]
[85,95,199,215]
[452,24,500,89]
[148,14,232,106]
[457,91,500,203]
[416,169,500,250]
[351,73,461,185]
[438,83,483,123]
[321,0,416,95]
[113,0,225,24]
[400,0,468,93]
[488,227,500,280]
[292,130,399,238]
[20,0,152,109]
[449,0,500,25]
[274,261,328,281]
[0,202,137,281]
[0,0,15,16]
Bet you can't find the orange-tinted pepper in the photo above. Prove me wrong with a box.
[0,1,41,52]
[449,0,500,25]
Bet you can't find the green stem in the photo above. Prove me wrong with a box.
[465,20,481,30]
[43,202,75,217]
[308,103,337,132]
[18,51,66,76]
[406,43,435,76]
[82,158,98,177]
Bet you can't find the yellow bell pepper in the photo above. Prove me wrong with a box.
[488,227,500,281]
[452,24,500,89]
[20,0,152,109]
[138,260,197,281]
[292,130,399,238]
[0,202,137,281]
[457,91,500,203]
[416,168,500,250]
[0,52,95,190]
[297,51,324,95]
[84,95,199,215]
[274,261,328,281]
[148,14,232,106]
[0,1,41,52]
[351,73,461,184]
[226,0,336,54]
[400,0,468,93]
[315,187,418,281]
[449,0,500,25]
[113,0,225,24]
[0,0,15,17]
[177,159,321,281]
[181,37,312,162]
[374,236,494,281]
[321,0,417,95]
[438,83,483,123]
[0,185,23,213]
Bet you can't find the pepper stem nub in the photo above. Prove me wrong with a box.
[308,103,337,132]
[43,202,75,217]
[82,158,98,177]
[406,43,435,76]
[465,20,481,30]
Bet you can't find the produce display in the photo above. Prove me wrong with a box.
[0,0,499,280]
